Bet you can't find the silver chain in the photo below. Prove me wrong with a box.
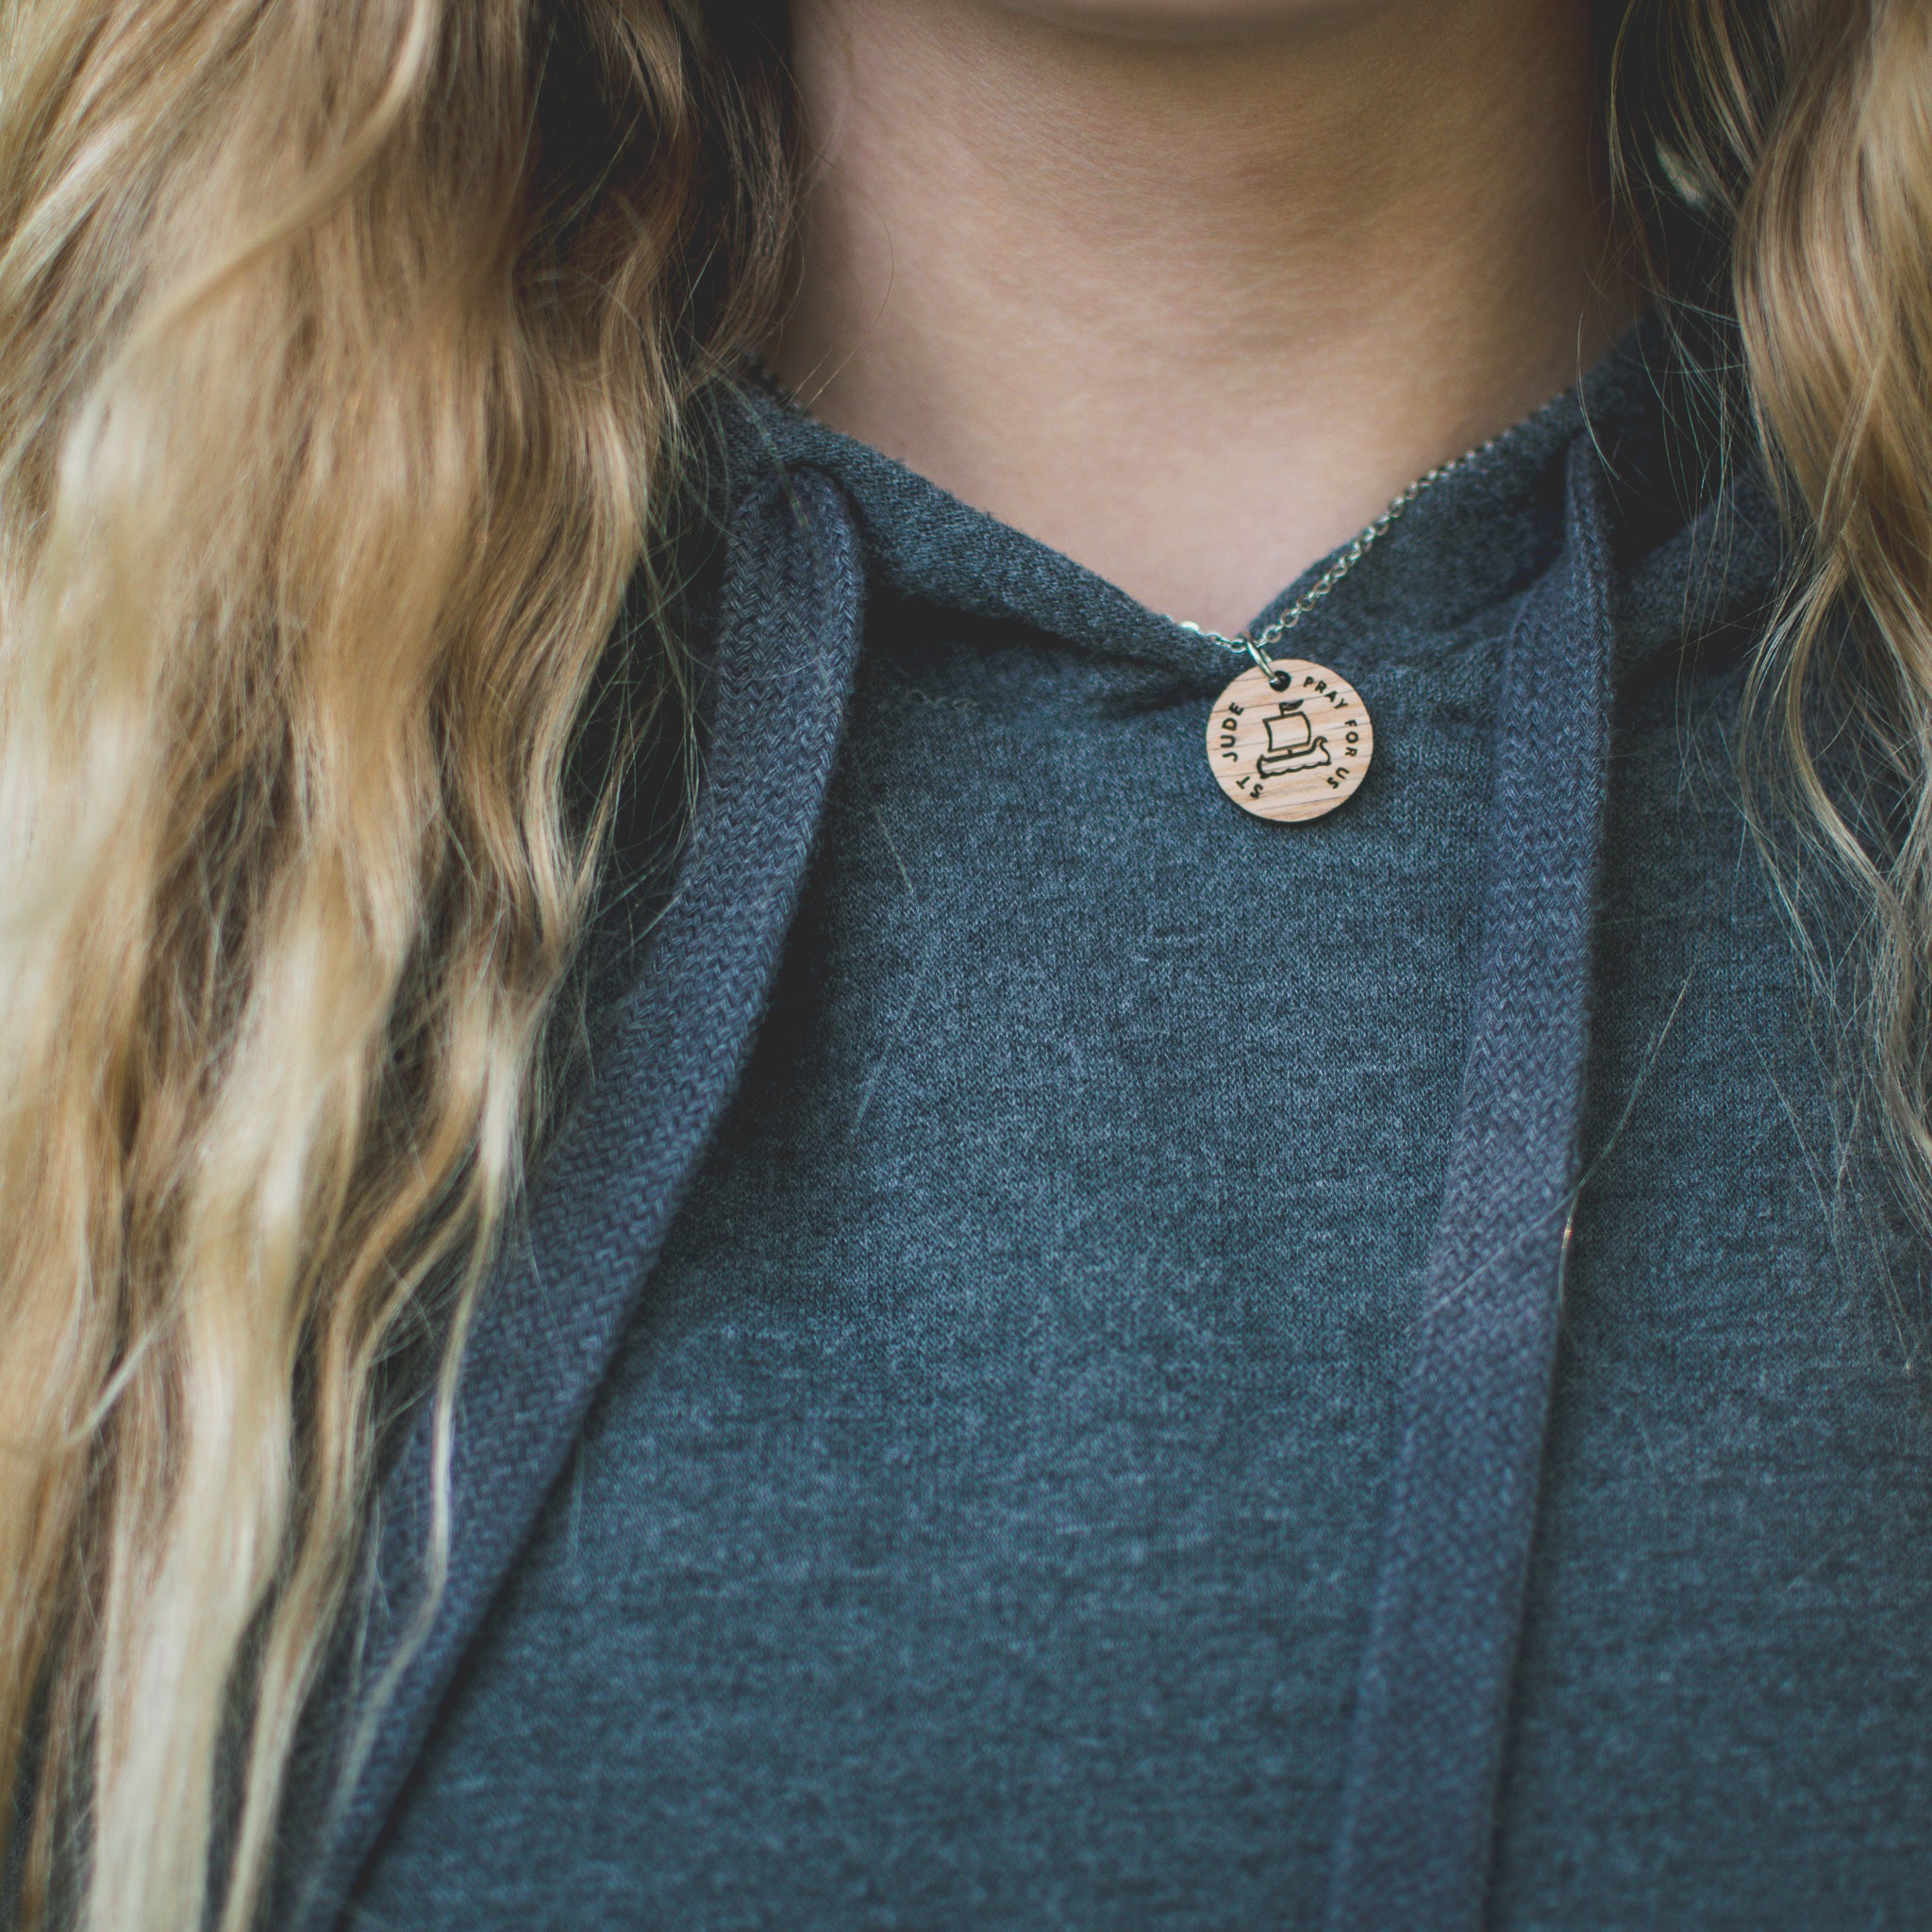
[742,353,1504,690]
[1183,432,1506,685]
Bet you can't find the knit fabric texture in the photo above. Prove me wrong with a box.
[286,468,867,1932]
[316,332,1932,1930]
[1324,436,1615,1932]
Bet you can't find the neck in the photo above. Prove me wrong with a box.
[774,0,1640,633]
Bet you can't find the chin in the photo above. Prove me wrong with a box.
[994,0,1377,34]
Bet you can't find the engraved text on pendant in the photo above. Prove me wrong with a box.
[1206,658,1374,822]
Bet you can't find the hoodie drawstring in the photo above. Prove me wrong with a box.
[1324,435,1618,1932]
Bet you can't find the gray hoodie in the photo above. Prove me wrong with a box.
[280,325,1932,1932]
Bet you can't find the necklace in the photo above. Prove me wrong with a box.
[741,355,1498,825]
[1192,434,1501,823]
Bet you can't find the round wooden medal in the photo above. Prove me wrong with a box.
[1206,658,1373,822]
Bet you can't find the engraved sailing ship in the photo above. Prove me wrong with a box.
[1255,696,1332,776]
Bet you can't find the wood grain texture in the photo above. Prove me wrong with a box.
[1206,659,1374,822]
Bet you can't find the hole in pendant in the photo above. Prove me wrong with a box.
[1268,673,1292,691]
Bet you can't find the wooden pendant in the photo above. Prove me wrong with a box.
[1206,658,1374,822]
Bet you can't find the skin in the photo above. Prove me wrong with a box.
[774,0,1641,633]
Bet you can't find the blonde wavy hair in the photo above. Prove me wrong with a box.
[0,0,1924,1926]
